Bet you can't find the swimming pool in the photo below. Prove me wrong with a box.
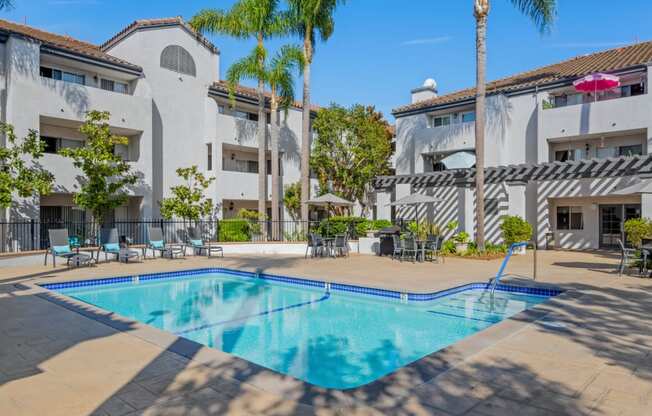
[44,269,561,389]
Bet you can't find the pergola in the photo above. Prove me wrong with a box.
[372,154,652,190]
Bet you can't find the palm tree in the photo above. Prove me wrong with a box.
[287,0,345,224]
[191,0,290,230]
[0,1,13,10]
[473,0,556,250]
[267,46,304,239]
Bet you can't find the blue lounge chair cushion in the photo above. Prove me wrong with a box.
[104,243,120,252]
[150,240,164,249]
[53,245,71,255]
[190,239,203,247]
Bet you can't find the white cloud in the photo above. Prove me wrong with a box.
[400,36,452,46]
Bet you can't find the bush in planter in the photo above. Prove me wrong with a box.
[441,239,456,254]
[218,219,251,242]
[500,215,533,246]
[453,231,470,244]
[623,217,652,247]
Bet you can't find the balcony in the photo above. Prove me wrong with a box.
[540,94,652,140]
[33,77,151,131]
[413,121,475,153]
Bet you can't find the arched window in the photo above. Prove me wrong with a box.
[160,45,196,77]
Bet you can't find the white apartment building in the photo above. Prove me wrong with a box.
[375,42,652,250]
[0,17,314,228]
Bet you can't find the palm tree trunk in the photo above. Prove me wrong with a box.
[270,96,280,241]
[300,33,313,226]
[474,3,488,250]
[257,34,267,239]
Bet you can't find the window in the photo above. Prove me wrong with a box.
[40,136,84,153]
[431,115,451,128]
[618,144,643,157]
[42,136,58,153]
[557,206,583,230]
[554,150,573,162]
[553,94,567,108]
[206,143,213,171]
[621,83,645,97]
[40,66,85,85]
[101,79,128,94]
[218,105,225,114]
[234,110,258,121]
[597,146,616,159]
[461,111,475,123]
[160,45,196,77]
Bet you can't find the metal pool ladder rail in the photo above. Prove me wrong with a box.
[490,242,530,295]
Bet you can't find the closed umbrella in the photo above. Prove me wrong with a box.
[387,193,443,222]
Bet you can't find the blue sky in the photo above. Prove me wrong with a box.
[6,0,652,120]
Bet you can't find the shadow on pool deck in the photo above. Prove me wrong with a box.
[1,252,652,414]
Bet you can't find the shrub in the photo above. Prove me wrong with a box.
[371,219,392,230]
[218,219,251,242]
[500,215,533,245]
[453,231,470,244]
[624,217,652,247]
[319,216,367,238]
[441,239,456,254]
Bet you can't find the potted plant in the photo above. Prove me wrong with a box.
[453,231,470,253]
[500,215,533,255]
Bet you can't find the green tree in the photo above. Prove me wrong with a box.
[287,0,345,223]
[0,123,54,211]
[283,181,301,221]
[160,166,215,221]
[310,104,393,215]
[59,111,137,225]
[473,0,556,250]
[191,0,290,225]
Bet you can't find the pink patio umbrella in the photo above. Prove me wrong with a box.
[573,73,620,101]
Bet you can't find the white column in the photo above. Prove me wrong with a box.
[507,181,527,218]
[376,190,392,220]
[457,185,474,235]
[642,193,652,219]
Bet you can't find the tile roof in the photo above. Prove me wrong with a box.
[101,17,219,55]
[394,40,652,115]
[0,19,141,72]
[210,80,320,112]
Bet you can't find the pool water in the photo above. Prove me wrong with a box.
[56,271,553,389]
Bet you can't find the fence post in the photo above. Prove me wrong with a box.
[30,219,35,251]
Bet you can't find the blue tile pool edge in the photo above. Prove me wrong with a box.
[39,266,564,300]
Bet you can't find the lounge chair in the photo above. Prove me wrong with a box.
[306,233,324,258]
[44,229,92,268]
[99,228,140,263]
[187,226,223,257]
[144,226,185,259]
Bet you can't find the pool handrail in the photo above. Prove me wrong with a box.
[490,241,529,295]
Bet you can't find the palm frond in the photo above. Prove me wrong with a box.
[268,45,304,112]
[0,0,13,10]
[509,0,557,33]
[287,0,345,45]
[226,48,265,107]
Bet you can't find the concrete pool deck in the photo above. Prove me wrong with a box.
[1,251,651,415]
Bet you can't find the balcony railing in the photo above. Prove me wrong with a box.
[543,87,646,110]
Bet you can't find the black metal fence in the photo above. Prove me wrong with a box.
[0,219,327,254]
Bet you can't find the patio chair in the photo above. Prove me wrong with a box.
[425,234,442,263]
[144,226,185,259]
[334,234,349,257]
[305,233,324,258]
[617,238,639,276]
[44,229,92,268]
[391,234,403,260]
[187,226,223,257]
[402,235,419,263]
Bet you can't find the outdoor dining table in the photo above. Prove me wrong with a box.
[321,237,335,258]
[416,240,428,263]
